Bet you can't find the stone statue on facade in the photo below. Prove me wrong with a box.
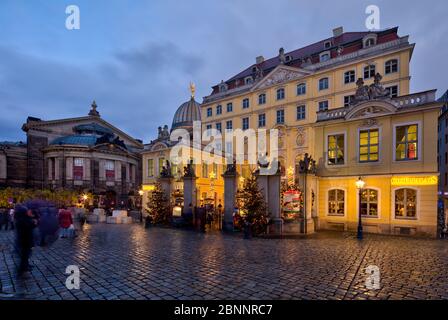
[224,159,237,175]
[160,160,173,178]
[278,47,286,64]
[354,78,370,104]
[183,159,196,178]
[369,73,389,99]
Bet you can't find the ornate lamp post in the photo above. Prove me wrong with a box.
[138,189,144,222]
[298,153,317,234]
[355,177,365,239]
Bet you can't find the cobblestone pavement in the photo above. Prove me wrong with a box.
[1,223,448,300]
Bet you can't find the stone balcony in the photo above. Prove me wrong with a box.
[316,90,437,122]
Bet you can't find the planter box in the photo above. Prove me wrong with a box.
[120,217,133,224]
[106,216,120,224]
[112,210,128,218]
[87,215,99,223]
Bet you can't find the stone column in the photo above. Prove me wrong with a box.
[159,177,173,205]
[222,171,238,232]
[66,157,73,180]
[298,173,316,234]
[183,176,197,213]
[84,158,91,181]
[256,171,283,235]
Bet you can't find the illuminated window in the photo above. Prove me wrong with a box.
[73,158,84,181]
[147,159,154,177]
[360,189,378,217]
[158,158,165,176]
[395,188,417,219]
[328,189,345,216]
[395,124,418,161]
[385,59,398,74]
[364,65,375,79]
[359,129,379,162]
[202,163,208,178]
[327,134,345,165]
[258,93,266,105]
[105,160,115,181]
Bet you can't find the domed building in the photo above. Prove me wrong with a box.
[141,85,224,217]
[15,101,144,209]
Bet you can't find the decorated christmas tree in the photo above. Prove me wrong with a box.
[146,183,170,224]
[236,176,269,235]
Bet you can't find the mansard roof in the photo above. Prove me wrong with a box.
[206,27,401,99]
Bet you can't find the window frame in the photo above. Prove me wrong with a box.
[385,59,399,75]
[276,88,285,101]
[242,98,250,109]
[258,93,266,105]
[207,107,212,117]
[358,128,380,163]
[258,113,266,128]
[296,105,306,120]
[318,77,329,91]
[363,65,376,79]
[357,187,381,218]
[326,132,346,166]
[147,159,154,177]
[318,100,329,112]
[242,117,249,130]
[226,102,233,113]
[296,82,306,96]
[393,121,421,162]
[392,187,419,220]
[344,70,356,84]
[326,188,346,217]
[276,109,285,124]
[226,120,233,130]
[216,104,222,115]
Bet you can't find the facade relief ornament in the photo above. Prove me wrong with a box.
[258,68,306,89]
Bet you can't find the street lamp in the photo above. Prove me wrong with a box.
[138,189,144,223]
[355,177,365,239]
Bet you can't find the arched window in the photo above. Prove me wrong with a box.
[258,93,266,105]
[319,77,329,90]
[297,83,306,95]
[394,188,417,219]
[276,88,285,100]
[360,189,379,217]
[385,59,398,74]
[328,189,345,216]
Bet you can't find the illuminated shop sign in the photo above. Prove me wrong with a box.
[391,176,438,186]
[142,184,156,191]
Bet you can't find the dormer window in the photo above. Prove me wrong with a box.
[252,66,257,73]
[285,55,292,63]
[363,34,377,48]
[219,82,228,92]
[245,77,254,85]
[319,51,331,62]
[324,41,332,49]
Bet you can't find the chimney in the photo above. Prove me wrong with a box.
[333,26,343,37]
[256,56,264,64]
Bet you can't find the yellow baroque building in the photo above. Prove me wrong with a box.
[200,26,442,236]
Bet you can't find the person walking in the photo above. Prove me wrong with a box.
[0,207,7,231]
[14,205,37,277]
[8,207,15,230]
[59,207,73,238]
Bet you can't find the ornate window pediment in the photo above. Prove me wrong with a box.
[345,101,396,120]
[252,66,312,90]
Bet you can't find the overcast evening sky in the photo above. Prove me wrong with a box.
[0,0,447,143]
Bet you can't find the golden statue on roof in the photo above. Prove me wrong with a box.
[189,82,196,98]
